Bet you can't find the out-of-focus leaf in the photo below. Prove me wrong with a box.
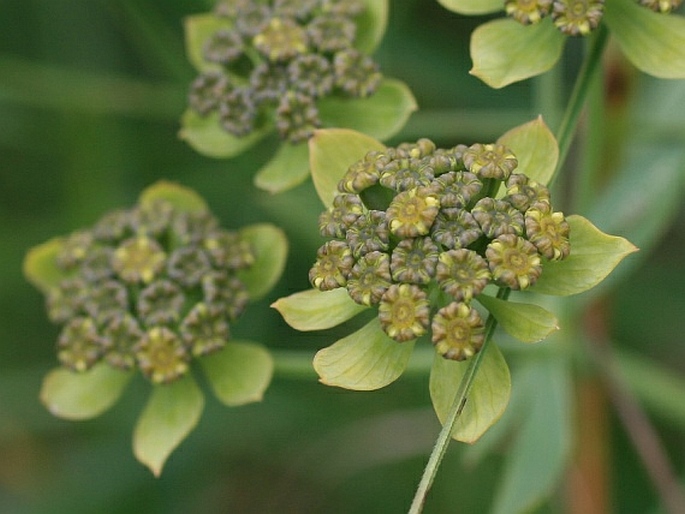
[430,342,511,443]
[23,237,67,293]
[253,142,310,193]
[133,375,204,477]
[355,0,389,54]
[178,109,270,159]
[201,340,273,406]
[530,215,638,296]
[477,295,559,344]
[470,18,564,89]
[313,318,415,390]
[498,116,558,186]
[272,288,368,331]
[309,128,384,207]
[605,0,685,79]
[237,223,288,300]
[437,0,502,15]
[491,356,572,514]
[139,180,208,214]
[40,364,133,421]
[318,79,417,141]
[184,13,231,73]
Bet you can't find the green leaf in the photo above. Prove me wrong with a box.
[139,180,208,214]
[470,18,565,89]
[133,375,204,477]
[40,363,133,421]
[201,340,273,406]
[184,13,231,73]
[605,0,685,79]
[178,108,270,159]
[253,142,310,193]
[437,0,502,15]
[430,342,511,443]
[313,318,415,390]
[23,237,68,293]
[530,215,638,296]
[477,294,559,344]
[355,0,389,54]
[272,287,368,331]
[318,78,417,141]
[491,356,572,514]
[237,223,288,300]
[309,128,385,207]
[498,116,559,186]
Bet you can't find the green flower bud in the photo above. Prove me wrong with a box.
[345,210,390,257]
[250,62,289,104]
[431,302,485,361]
[101,313,143,371]
[56,230,94,270]
[167,247,213,287]
[202,271,250,320]
[318,193,365,238]
[390,237,440,285]
[463,143,518,181]
[472,197,525,238]
[254,17,310,62]
[275,91,321,143]
[346,251,392,305]
[505,0,553,24]
[333,49,382,98]
[551,0,605,36]
[81,247,115,282]
[203,28,244,65]
[504,173,551,212]
[235,4,272,37]
[486,234,542,290]
[288,54,334,98]
[378,283,430,342]
[83,279,129,324]
[180,302,229,357]
[309,240,354,291]
[638,0,683,12]
[203,231,255,270]
[92,208,133,243]
[137,280,186,327]
[274,0,319,19]
[435,249,491,302]
[428,145,468,175]
[524,204,571,261]
[132,199,174,238]
[112,236,166,284]
[430,171,482,208]
[57,317,103,372]
[172,210,219,246]
[386,187,440,238]
[337,150,384,194]
[379,156,435,192]
[431,208,482,250]
[307,14,356,52]
[135,326,190,384]
[320,0,365,16]
[47,278,88,323]
[218,87,257,137]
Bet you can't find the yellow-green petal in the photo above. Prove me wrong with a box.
[272,288,368,331]
[498,116,559,186]
[309,128,385,207]
[605,0,685,79]
[477,294,559,344]
[437,0,503,15]
[201,340,273,406]
[355,0,389,54]
[470,18,565,89]
[237,223,288,301]
[430,341,511,443]
[313,318,415,391]
[23,237,68,293]
[139,180,208,214]
[133,375,204,477]
[253,142,310,194]
[530,214,638,296]
[40,363,133,420]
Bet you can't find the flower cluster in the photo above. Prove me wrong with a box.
[188,0,383,143]
[309,139,570,361]
[41,189,255,385]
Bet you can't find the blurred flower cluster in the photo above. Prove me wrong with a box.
[188,0,382,144]
[309,138,570,360]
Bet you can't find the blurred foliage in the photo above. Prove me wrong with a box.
[1,1,684,513]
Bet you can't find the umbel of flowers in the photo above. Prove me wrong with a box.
[309,138,570,361]
[24,181,287,475]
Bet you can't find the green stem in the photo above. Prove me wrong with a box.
[550,24,609,187]
[408,288,510,514]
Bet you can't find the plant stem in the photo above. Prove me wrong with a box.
[408,288,509,514]
[550,24,609,188]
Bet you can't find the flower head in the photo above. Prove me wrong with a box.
[463,143,518,181]
[486,234,543,289]
[431,302,485,361]
[378,284,431,342]
[386,188,440,238]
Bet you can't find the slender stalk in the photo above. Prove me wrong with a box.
[408,288,509,514]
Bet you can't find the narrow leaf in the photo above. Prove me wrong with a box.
[237,223,288,300]
[184,14,231,73]
[498,116,559,186]
[253,142,310,193]
[437,0,502,15]
[139,180,208,214]
[430,342,511,443]
[133,375,204,477]
[178,108,270,159]
[272,288,368,331]
[319,79,417,141]
[40,363,133,420]
[23,237,68,293]
[530,215,638,296]
[477,294,559,344]
[605,0,685,79]
[313,318,415,391]
[201,340,273,406]
[470,18,565,89]
[355,0,389,54]
[309,128,385,207]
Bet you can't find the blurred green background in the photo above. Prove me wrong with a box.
[2,1,684,513]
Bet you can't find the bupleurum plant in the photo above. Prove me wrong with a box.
[180,0,416,193]
[439,0,685,87]
[24,181,287,475]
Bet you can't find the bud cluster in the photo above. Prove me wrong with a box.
[504,0,605,36]
[43,196,255,384]
[188,0,382,143]
[309,139,570,361]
